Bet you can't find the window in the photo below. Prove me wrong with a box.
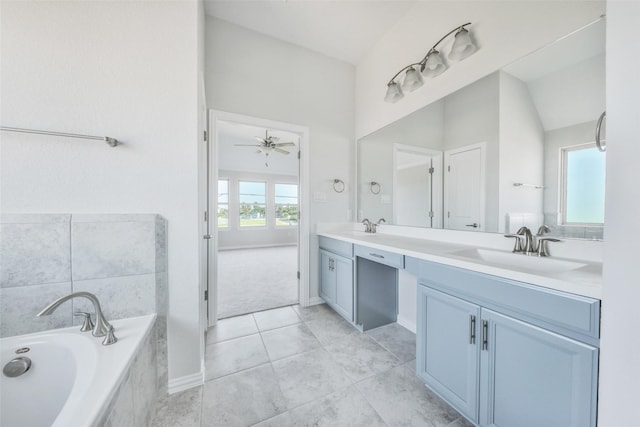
[561,143,605,225]
[239,181,266,227]
[275,183,298,227]
[217,179,229,228]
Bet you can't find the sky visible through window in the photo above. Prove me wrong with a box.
[565,146,605,224]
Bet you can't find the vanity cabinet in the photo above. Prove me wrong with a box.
[319,237,354,322]
[417,261,599,427]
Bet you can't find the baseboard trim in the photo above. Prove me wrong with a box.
[218,243,297,251]
[397,315,416,334]
[308,296,324,306]
[168,371,203,394]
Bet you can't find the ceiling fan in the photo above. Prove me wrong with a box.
[234,130,296,167]
[235,130,296,155]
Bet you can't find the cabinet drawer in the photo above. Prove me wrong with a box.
[319,236,353,258]
[355,245,404,269]
[417,260,600,343]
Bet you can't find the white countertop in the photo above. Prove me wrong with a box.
[318,229,603,300]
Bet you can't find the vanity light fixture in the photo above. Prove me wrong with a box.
[384,22,478,103]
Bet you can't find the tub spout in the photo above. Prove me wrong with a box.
[37,291,114,341]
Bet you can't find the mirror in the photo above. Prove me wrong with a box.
[357,18,605,239]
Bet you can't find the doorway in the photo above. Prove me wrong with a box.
[443,143,486,232]
[393,144,443,228]
[205,111,310,327]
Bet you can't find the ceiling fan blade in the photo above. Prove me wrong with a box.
[235,144,262,147]
[274,142,295,147]
[273,148,290,155]
[255,136,266,142]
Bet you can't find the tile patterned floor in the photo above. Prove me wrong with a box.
[151,304,473,427]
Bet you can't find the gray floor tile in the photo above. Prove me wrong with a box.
[250,411,293,426]
[324,332,402,382]
[271,348,353,409]
[205,334,269,380]
[261,323,321,361]
[151,387,202,427]
[292,303,340,322]
[253,306,301,331]
[357,364,461,427]
[207,314,258,345]
[202,364,287,427]
[279,385,387,427]
[447,417,476,427]
[367,322,417,362]
[405,358,417,374]
[305,315,358,346]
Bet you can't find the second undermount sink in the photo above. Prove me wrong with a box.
[452,248,588,274]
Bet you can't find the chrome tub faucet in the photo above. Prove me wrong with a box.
[37,291,117,345]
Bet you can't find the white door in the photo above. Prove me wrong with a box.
[393,144,443,228]
[444,143,485,231]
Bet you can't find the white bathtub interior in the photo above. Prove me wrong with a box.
[1,314,155,427]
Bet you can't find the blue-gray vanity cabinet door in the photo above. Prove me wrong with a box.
[320,250,336,304]
[334,255,353,321]
[417,285,481,423]
[479,309,598,427]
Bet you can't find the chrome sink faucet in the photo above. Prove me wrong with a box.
[37,291,117,345]
[362,218,386,233]
[517,226,535,255]
[505,225,560,257]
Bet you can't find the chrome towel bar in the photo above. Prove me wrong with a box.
[0,126,119,147]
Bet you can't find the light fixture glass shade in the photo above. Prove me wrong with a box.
[401,67,423,92]
[421,50,447,78]
[448,27,477,61]
[384,81,404,103]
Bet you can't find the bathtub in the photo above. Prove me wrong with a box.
[1,314,156,427]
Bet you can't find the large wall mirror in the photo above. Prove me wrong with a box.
[357,18,605,240]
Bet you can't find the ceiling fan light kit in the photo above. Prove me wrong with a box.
[384,22,478,103]
[234,129,297,166]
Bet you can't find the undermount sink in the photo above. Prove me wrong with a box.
[452,248,587,274]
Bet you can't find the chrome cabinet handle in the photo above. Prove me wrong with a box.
[465,223,479,228]
[203,235,212,240]
[596,111,606,152]
[482,320,489,350]
[328,258,335,271]
[469,315,476,344]
[369,253,385,259]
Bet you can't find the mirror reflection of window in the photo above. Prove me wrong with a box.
[561,144,606,225]
[239,181,266,227]
[217,179,229,228]
[275,183,298,227]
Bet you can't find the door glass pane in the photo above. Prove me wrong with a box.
[275,183,298,226]
[239,181,266,227]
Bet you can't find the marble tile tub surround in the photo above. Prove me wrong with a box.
[152,304,471,427]
[0,213,167,335]
[0,213,169,393]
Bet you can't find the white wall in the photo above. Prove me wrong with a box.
[598,2,640,425]
[528,54,605,131]
[205,17,355,300]
[0,0,203,384]
[356,1,605,138]
[499,71,545,233]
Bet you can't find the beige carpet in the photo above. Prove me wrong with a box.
[217,246,298,318]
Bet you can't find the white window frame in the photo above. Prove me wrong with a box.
[238,180,268,229]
